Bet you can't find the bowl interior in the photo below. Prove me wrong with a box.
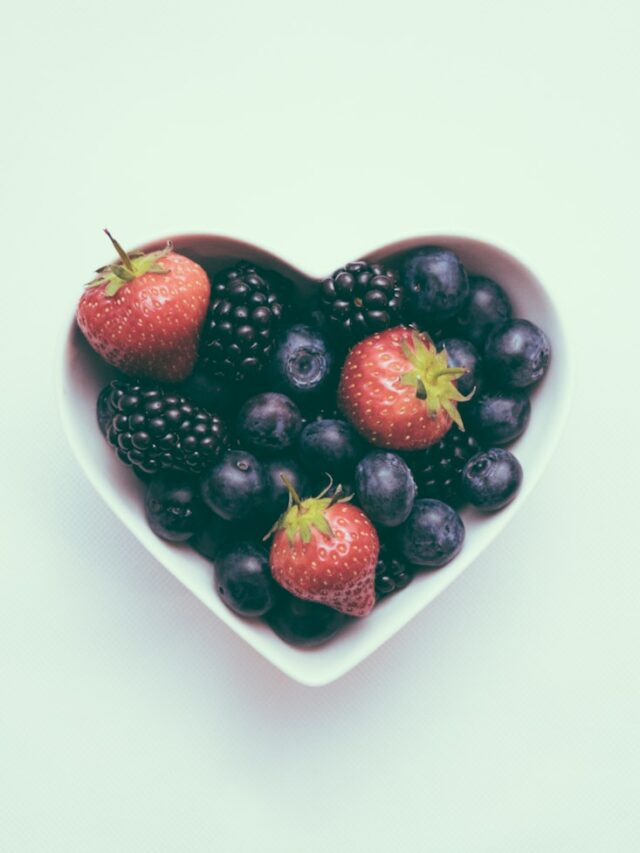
[59,234,570,686]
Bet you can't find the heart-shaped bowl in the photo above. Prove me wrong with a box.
[58,234,571,686]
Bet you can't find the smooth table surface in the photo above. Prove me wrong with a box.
[1,1,639,851]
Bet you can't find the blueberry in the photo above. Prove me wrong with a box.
[214,542,279,617]
[265,590,348,647]
[401,246,469,324]
[436,337,482,397]
[201,450,267,521]
[398,499,464,567]
[461,448,523,511]
[298,419,365,480]
[236,392,303,456]
[191,514,235,561]
[454,275,512,346]
[269,324,335,404]
[177,368,234,415]
[193,513,271,557]
[355,451,416,527]
[144,474,206,542]
[467,390,530,446]
[484,319,551,389]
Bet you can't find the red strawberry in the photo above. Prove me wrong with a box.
[338,326,472,451]
[269,481,379,617]
[77,230,210,382]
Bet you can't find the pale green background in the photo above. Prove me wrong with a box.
[1,1,639,851]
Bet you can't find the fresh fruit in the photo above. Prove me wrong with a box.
[467,389,530,446]
[268,482,379,617]
[77,231,210,382]
[191,514,234,561]
[86,237,550,644]
[144,474,206,542]
[104,380,227,475]
[436,337,482,397]
[405,429,483,506]
[338,326,472,451]
[298,418,365,480]
[355,451,416,527]
[398,499,465,567]
[97,384,116,437]
[269,324,336,404]
[453,275,512,346]
[319,261,403,343]
[199,263,286,384]
[374,539,414,598]
[236,392,303,456]
[461,448,523,511]
[201,450,267,521]
[265,590,348,647]
[263,458,310,518]
[401,246,469,327]
[484,319,551,389]
[214,542,279,617]
[177,368,233,415]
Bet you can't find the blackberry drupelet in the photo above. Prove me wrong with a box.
[97,384,117,436]
[375,540,414,599]
[199,263,286,384]
[406,429,482,506]
[320,261,402,343]
[105,380,227,475]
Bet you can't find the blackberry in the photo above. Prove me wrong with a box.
[320,261,402,343]
[375,540,414,599]
[406,429,482,506]
[104,380,227,475]
[199,263,286,384]
[97,384,117,437]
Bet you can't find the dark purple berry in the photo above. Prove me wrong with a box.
[484,319,551,389]
[437,337,482,397]
[401,246,469,326]
[144,474,206,542]
[298,419,365,480]
[236,392,303,456]
[265,590,347,647]
[454,275,512,346]
[355,451,416,527]
[201,450,267,522]
[467,390,530,446]
[269,324,336,405]
[461,448,523,511]
[319,261,402,344]
[215,542,279,617]
[399,499,464,568]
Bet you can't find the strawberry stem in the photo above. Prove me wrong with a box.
[266,476,351,544]
[280,474,302,508]
[398,329,475,428]
[104,228,134,273]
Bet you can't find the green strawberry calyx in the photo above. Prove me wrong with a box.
[85,229,173,297]
[399,330,474,430]
[265,476,351,546]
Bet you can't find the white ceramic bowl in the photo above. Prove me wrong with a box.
[58,234,571,686]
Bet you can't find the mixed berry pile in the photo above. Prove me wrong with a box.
[79,234,551,648]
